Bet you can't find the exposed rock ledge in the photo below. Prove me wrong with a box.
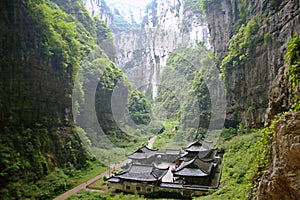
[254,112,300,200]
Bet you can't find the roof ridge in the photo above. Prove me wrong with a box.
[174,155,197,172]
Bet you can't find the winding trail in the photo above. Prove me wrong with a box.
[53,171,109,200]
[147,135,157,149]
[53,135,157,200]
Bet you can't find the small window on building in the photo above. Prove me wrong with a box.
[147,188,152,192]
[126,185,130,190]
[136,186,141,191]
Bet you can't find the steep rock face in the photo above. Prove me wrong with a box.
[254,112,300,200]
[109,2,144,25]
[114,0,210,98]
[0,0,88,178]
[206,0,300,127]
[205,0,238,66]
[0,1,73,128]
[265,64,293,123]
[83,0,113,25]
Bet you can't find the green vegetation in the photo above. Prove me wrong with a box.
[185,69,212,130]
[199,0,213,14]
[152,120,180,150]
[90,135,149,164]
[0,124,93,199]
[184,0,202,12]
[0,152,105,200]
[111,14,140,33]
[220,17,259,81]
[193,126,272,200]
[68,190,146,200]
[141,0,158,28]
[94,62,152,147]
[285,34,300,111]
[28,0,94,79]
[264,32,272,44]
[129,89,151,125]
[1,0,149,198]
[68,191,106,200]
[235,0,247,29]
[155,43,214,141]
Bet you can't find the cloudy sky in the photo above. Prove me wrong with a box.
[106,0,152,8]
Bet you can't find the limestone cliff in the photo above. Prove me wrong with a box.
[0,1,75,129]
[114,0,210,98]
[205,0,300,127]
[82,0,113,25]
[204,0,300,199]
[254,112,300,200]
[0,0,91,197]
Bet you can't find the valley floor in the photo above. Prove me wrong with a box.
[68,122,268,200]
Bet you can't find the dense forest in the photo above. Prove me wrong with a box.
[0,0,299,199]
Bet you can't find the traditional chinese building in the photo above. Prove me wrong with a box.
[127,146,181,164]
[108,163,169,194]
[108,140,222,198]
[173,155,216,185]
[127,146,159,164]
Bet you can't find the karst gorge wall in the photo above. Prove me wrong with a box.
[85,0,299,126]
[0,0,299,199]
[206,0,300,199]
[0,0,109,198]
[0,0,89,171]
[206,0,300,127]
[115,0,211,97]
[84,0,211,97]
[207,0,300,199]
[83,0,113,25]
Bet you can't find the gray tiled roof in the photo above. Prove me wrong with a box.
[184,145,208,152]
[173,156,213,176]
[114,163,169,182]
[197,150,213,159]
[173,167,209,177]
[108,177,121,183]
[174,156,196,172]
[193,158,213,174]
[199,149,217,162]
[138,146,157,153]
[127,146,160,160]
[184,140,214,152]
[165,149,181,155]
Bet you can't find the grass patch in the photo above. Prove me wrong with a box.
[72,161,106,186]
[90,134,150,164]
[67,190,146,200]
[88,178,108,190]
[152,120,180,150]
[15,160,106,199]
[196,127,271,200]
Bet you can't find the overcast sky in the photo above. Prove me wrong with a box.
[106,0,152,8]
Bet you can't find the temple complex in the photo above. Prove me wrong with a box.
[108,140,222,198]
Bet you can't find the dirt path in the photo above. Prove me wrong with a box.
[53,171,109,200]
[54,135,157,200]
[147,135,157,149]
